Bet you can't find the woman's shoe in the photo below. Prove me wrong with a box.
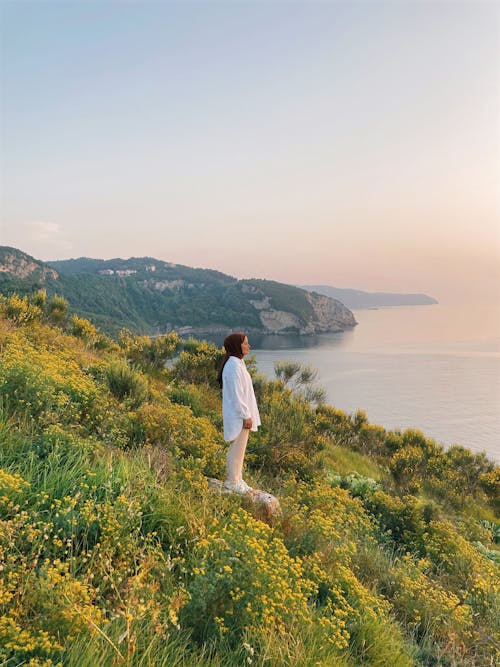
[238,479,252,493]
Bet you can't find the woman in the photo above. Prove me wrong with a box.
[217,332,261,494]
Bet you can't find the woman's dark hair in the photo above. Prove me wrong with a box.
[217,332,245,388]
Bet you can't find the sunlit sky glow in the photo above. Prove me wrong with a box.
[1,0,499,304]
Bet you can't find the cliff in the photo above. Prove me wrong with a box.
[0,247,357,337]
[237,280,356,335]
[0,246,58,282]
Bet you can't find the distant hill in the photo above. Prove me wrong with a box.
[300,284,438,309]
[0,247,356,337]
[0,246,58,285]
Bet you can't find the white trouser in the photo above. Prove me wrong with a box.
[225,427,250,484]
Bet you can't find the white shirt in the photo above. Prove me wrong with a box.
[222,356,261,442]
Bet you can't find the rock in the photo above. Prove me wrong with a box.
[305,291,357,331]
[255,293,356,335]
[0,247,58,282]
[208,478,281,520]
[259,309,303,333]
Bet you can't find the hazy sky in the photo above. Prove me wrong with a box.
[1,0,499,303]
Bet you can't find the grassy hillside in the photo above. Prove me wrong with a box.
[0,292,498,666]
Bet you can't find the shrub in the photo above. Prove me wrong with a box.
[135,401,224,477]
[0,329,100,428]
[479,468,500,513]
[388,554,474,649]
[47,295,68,324]
[361,490,428,553]
[423,519,500,619]
[0,296,498,666]
[172,339,224,387]
[274,361,327,405]
[71,315,100,347]
[280,480,374,564]
[30,289,47,310]
[169,384,205,417]
[0,294,43,324]
[250,384,325,479]
[105,360,149,407]
[119,329,180,370]
[315,405,387,455]
[182,508,314,644]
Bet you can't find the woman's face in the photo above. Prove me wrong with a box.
[241,336,250,356]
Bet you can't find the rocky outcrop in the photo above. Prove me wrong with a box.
[0,247,58,282]
[208,478,281,521]
[255,292,356,335]
[259,309,303,333]
[249,296,271,310]
[0,246,357,337]
[306,291,357,331]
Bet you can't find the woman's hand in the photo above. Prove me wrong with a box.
[243,418,253,430]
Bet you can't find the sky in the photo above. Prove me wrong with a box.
[0,0,499,304]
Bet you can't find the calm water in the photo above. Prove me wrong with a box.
[250,303,500,462]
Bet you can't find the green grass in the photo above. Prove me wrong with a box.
[322,442,387,480]
[0,305,498,667]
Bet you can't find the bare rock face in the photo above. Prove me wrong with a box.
[249,296,271,310]
[0,248,58,282]
[208,478,281,520]
[305,291,357,331]
[255,293,356,335]
[259,309,303,333]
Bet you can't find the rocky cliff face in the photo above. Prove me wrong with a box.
[252,290,356,334]
[259,309,304,333]
[0,248,58,282]
[305,291,357,332]
[0,246,357,337]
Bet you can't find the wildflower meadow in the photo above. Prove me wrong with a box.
[0,292,498,666]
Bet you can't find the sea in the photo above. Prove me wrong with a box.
[249,302,500,463]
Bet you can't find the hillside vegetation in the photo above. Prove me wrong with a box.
[0,291,498,667]
[0,247,354,336]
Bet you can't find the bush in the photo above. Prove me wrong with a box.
[274,361,327,405]
[169,384,205,417]
[423,519,499,620]
[105,360,149,407]
[0,296,498,666]
[71,315,100,347]
[0,328,100,428]
[172,340,224,387]
[480,468,500,513]
[182,508,315,645]
[135,400,224,477]
[47,295,69,324]
[388,554,474,649]
[119,329,180,370]
[0,294,43,324]
[361,490,428,553]
[30,289,47,310]
[250,383,325,479]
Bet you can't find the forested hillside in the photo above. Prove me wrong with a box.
[0,247,355,336]
[0,291,498,666]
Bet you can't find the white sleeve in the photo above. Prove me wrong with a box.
[224,363,251,419]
